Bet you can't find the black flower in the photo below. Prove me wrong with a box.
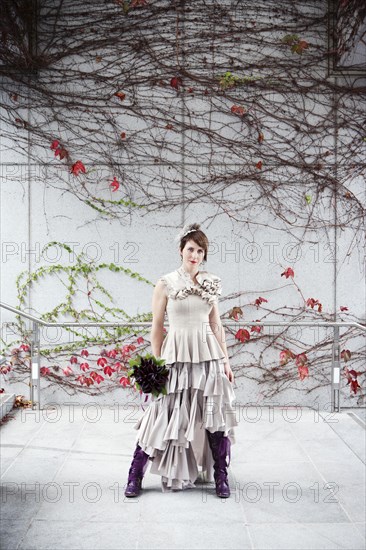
[128,353,169,397]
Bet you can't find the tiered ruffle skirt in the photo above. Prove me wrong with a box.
[133,358,238,492]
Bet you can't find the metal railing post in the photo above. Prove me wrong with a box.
[331,325,341,413]
[30,321,40,410]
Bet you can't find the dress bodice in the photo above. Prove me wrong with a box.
[158,267,225,364]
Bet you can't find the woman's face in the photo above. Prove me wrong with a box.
[180,239,205,269]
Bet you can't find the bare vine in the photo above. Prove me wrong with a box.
[0,0,365,403]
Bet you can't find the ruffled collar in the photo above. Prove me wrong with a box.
[169,265,222,304]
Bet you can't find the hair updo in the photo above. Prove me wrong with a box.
[179,223,209,262]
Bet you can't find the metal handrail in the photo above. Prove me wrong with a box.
[1,301,365,412]
[1,302,365,330]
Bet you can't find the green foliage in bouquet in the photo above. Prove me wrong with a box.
[128,353,169,397]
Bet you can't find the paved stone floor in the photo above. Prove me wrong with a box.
[0,405,365,549]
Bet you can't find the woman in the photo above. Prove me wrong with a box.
[124,223,238,498]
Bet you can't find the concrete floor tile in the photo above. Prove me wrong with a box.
[249,522,366,549]
[137,520,252,549]
[235,486,351,525]
[1,447,68,484]
[233,438,308,464]
[17,519,141,549]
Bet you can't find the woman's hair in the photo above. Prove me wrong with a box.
[179,223,209,262]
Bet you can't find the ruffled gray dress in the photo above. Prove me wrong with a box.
[133,266,238,492]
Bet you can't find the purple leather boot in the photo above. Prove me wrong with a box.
[206,430,231,498]
[124,444,150,497]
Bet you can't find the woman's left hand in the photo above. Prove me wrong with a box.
[224,362,234,383]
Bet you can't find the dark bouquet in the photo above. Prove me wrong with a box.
[127,353,169,398]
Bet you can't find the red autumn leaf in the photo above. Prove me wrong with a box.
[256,161,263,170]
[85,377,94,386]
[107,349,118,358]
[55,147,68,160]
[295,352,308,367]
[254,296,268,308]
[76,374,86,385]
[114,362,127,373]
[165,124,173,130]
[281,267,294,279]
[110,176,120,192]
[188,87,194,93]
[250,322,262,333]
[80,362,90,372]
[136,336,144,344]
[298,365,309,380]
[114,91,126,101]
[120,345,131,357]
[103,365,115,377]
[340,306,348,311]
[70,356,78,364]
[344,368,362,394]
[19,344,30,352]
[0,365,11,374]
[258,132,264,143]
[63,366,73,376]
[341,349,351,362]
[50,139,60,151]
[280,349,295,366]
[40,367,50,376]
[306,298,322,313]
[236,106,246,116]
[229,306,243,320]
[235,328,250,343]
[231,105,246,116]
[97,357,108,367]
[81,349,89,357]
[94,374,104,384]
[120,376,130,387]
[349,378,361,394]
[170,76,183,90]
[120,132,126,139]
[71,161,86,176]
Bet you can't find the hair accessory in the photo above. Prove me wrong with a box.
[174,223,200,243]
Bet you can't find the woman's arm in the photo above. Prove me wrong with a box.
[208,302,234,383]
[151,279,168,357]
